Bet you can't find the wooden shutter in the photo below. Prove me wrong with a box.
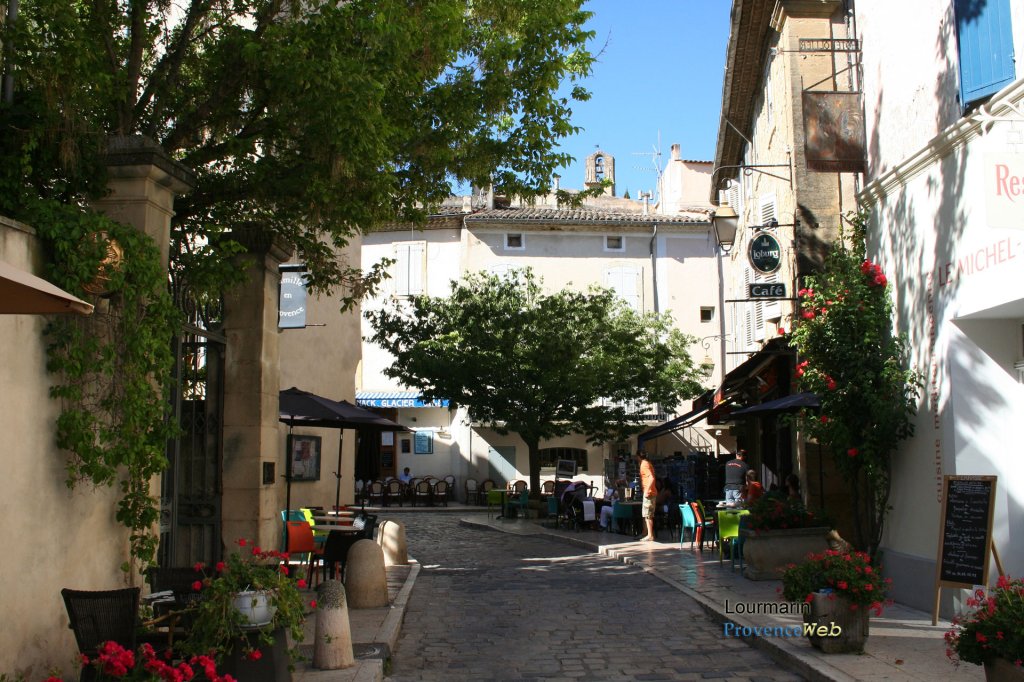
[956,0,1015,106]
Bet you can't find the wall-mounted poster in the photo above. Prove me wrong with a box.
[414,430,433,454]
[287,434,321,481]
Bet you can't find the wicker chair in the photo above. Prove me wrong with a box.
[384,479,404,507]
[464,478,480,505]
[432,479,450,507]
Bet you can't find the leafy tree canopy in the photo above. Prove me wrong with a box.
[365,270,710,491]
[0,0,595,301]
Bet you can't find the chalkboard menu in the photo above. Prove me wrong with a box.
[936,475,996,588]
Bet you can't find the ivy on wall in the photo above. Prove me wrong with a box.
[28,198,180,572]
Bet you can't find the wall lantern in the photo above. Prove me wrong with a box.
[711,205,739,253]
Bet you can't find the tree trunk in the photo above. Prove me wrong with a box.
[526,437,541,498]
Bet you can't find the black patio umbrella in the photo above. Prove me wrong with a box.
[729,391,820,417]
[279,387,407,518]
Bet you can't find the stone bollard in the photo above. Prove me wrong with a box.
[377,519,408,566]
[312,580,354,670]
[344,539,389,608]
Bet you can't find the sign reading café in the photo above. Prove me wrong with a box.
[748,231,782,274]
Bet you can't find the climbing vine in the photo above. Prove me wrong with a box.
[788,210,919,559]
[28,198,181,573]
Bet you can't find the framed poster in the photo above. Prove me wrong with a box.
[414,430,433,454]
[287,434,321,481]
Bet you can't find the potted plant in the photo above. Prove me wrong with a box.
[186,539,309,679]
[781,549,891,653]
[740,495,830,580]
[945,575,1024,681]
[48,640,235,681]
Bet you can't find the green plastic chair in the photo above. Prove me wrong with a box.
[716,509,741,561]
[487,489,503,518]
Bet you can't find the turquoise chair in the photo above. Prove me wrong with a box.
[546,496,560,528]
[611,501,634,535]
[679,503,697,547]
[510,490,529,519]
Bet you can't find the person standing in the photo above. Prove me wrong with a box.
[636,450,658,541]
[723,449,750,505]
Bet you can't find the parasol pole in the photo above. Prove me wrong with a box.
[334,430,344,512]
[283,422,294,551]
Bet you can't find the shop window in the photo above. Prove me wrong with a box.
[538,447,587,471]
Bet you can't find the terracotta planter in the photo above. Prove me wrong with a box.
[233,590,277,629]
[804,592,869,653]
[740,527,830,580]
[985,658,1024,682]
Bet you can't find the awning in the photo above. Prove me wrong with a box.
[730,392,820,417]
[355,390,449,408]
[638,403,711,444]
[0,260,93,315]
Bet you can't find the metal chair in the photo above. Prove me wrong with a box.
[464,477,480,505]
[432,479,450,507]
[443,475,456,502]
[413,479,433,506]
[366,480,385,507]
[540,480,555,497]
[509,480,528,495]
[384,479,404,507]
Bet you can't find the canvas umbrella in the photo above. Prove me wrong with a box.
[0,260,93,315]
[279,387,407,515]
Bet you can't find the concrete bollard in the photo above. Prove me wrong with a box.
[377,519,408,566]
[312,580,354,669]
[344,539,389,609]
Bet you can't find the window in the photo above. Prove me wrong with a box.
[505,233,524,250]
[955,0,1015,107]
[605,235,625,252]
[604,265,642,311]
[393,242,425,296]
[700,307,715,323]
[538,447,587,470]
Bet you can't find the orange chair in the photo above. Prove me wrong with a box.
[285,520,322,587]
[689,501,717,551]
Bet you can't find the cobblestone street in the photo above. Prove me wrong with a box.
[385,514,802,681]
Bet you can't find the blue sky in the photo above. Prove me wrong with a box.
[553,0,731,199]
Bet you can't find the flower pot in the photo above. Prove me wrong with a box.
[740,527,830,580]
[233,590,277,629]
[985,658,1024,682]
[804,592,869,654]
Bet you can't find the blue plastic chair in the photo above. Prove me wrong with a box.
[611,501,635,535]
[679,503,697,547]
[510,490,529,519]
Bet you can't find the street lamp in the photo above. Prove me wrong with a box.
[711,205,739,253]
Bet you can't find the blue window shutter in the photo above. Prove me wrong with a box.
[956,0,1015,106]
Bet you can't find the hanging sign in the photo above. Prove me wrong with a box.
[279,266,308,329]
[749,283,787,298]
[748,232,783,274]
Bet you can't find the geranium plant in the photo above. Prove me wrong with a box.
[44,640,234,681]
[945,575,1024,667]
[185,539,308,661]
[788,210,919,559]
[781,549,892,615]
[744,494,827,532]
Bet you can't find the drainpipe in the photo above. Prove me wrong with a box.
[649,223,659,314]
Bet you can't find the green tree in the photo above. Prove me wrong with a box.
[789,212,919,558]
[1,0,595,298]
[366,270,709,494]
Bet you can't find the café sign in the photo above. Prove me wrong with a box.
[748,231,782,274]
[748,283,787,298]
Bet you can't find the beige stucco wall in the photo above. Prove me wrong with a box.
[0,217,131,680]
[277,243,365,512]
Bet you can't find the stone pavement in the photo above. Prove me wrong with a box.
[460,512,985,682]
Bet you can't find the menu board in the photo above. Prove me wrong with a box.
[936,475,996,588]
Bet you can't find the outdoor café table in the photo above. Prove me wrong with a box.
[491,488,510,519]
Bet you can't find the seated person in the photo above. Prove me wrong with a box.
[598,481,621,530]
[785,473,801,500]
[742,469,765,505]
[398,467,412,484]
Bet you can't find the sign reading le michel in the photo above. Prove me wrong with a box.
[748,232,782,274]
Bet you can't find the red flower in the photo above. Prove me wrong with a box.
[310,599,318,609]
[802,310,815,320]
[826,378,837,391]
[238,539,247,547]
[193,562,205,573]
[977,632,988,643]
[847,448,858,458]
[837,581,848,590]
[192,580,203,592]
[874,274,887,286]
[279,564,289,576]
[820,415,829,423]
[860,260,872,274]
[297,579,308,589]
[216,561,226,573]
[247,649,263,661]
[778,327,786,335]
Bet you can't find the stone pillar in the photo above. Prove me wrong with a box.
[222,228,293,551]
[377,519,408,566]
[344,539,388,608]
[313,580,355,669]
[91,135,195,269]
